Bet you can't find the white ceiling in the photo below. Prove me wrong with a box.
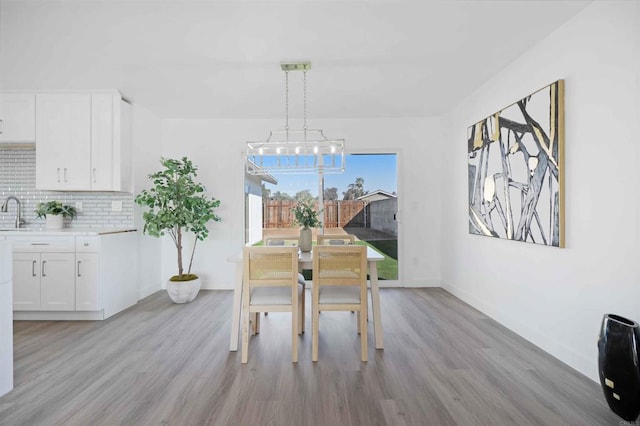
[0,0,590,119]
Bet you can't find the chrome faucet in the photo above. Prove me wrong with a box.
[1,196,25,228]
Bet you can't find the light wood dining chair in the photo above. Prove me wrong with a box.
[242,246,301,364]
[264,235,307,333]
[317,234,355,245]
[312,245,368,362]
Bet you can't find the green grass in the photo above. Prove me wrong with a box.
[365,239,397,260]
[355,240,398,281]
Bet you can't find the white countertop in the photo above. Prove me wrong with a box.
[0,228,137,236]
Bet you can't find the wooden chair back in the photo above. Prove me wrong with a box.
[265,236,300,247]
[313,245,366,288]
[244,246,299,288]
[317,234,355,246]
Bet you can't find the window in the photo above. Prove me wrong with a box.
[244,153,398,280]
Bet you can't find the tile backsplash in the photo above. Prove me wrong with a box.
[0,148,134,229]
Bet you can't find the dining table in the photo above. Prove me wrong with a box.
[227,245,385,352]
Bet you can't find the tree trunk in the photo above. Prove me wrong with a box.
[176,226,183,278]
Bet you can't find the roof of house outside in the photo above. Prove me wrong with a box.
[245,160,278,185]
[357,190,397,201]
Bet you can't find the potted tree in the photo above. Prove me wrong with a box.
[35,201,77,230]
[291,198,321,252]
[135,157,221,303]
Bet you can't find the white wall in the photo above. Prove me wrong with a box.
[247,193,263,245]
[440,0,640,381]
[160,117,442,289]
[131,103,163,299]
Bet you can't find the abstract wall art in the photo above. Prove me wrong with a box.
[468,80,564,247]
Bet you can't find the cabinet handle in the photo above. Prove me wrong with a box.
[30,243,50,246]
[57,168,61,183]
[32,260,37,277]
[0,118,3,134]
[64,168,68,183]
[77,260,82,277]
[42,260,46,277]
[92,168,96,183]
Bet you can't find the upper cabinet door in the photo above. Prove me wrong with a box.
[0,94,36,143]
[91,95,115,191]
[36,95,91,190]
[91,95,131,192]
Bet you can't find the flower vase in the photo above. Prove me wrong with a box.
[299,227,312,252]
[598,313,640,421]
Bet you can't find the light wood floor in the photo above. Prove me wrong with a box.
[0,288,619,425]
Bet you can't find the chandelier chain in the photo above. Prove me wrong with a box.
[303,69,308,132]
[285,70,289,132]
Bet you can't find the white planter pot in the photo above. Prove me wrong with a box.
[166,276,201,304]
[299,227,312,252]
[45,215,64,230]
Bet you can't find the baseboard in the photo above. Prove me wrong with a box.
[401,279,443,288]
[14,310,105,321]
[442,280,598,383]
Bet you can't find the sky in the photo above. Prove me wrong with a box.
[264,154,397,198]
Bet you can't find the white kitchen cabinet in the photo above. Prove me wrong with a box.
[0,241,13,397]
[90,95,131,191]
[36,94,91,190]
[0,94,36,143]
[35,93,131,192]
[10,231,138,320]
[40,253,75,311]
[12,253,41,310]
[12,241,76,312]
[75,236,99,311]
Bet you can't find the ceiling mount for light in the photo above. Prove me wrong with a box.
[245,61,345,175]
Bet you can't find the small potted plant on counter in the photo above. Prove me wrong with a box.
[35,201,77,230]
[135,157,221,303]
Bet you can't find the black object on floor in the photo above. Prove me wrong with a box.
[598,313,640,421]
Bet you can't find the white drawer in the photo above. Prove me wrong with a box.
[9,236,75,252]
[75,236,100,252]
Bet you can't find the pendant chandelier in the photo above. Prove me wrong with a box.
[245,61,345,175]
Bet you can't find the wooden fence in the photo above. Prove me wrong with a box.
[263,200,367,228]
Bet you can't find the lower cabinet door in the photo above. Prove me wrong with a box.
[40,253,75,311]
[75,253,99,311]
[13,253,41,311]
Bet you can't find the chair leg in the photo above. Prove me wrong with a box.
[360,307,367,362]
[292,307,299,363]
[299,287,305,334]
[312,305,320,362]
[250,312,260,335]
[241,298,250,364]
